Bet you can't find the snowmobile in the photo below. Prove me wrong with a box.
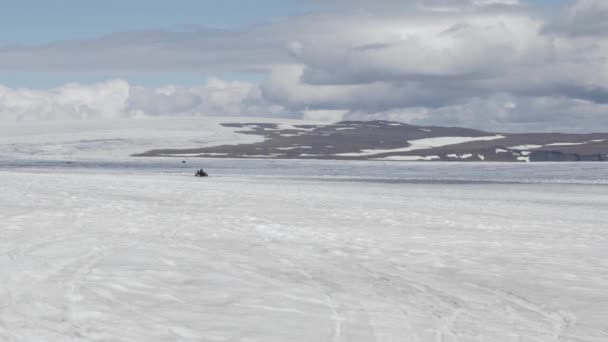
[195,169,209,177]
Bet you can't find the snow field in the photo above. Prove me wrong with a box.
[1,172,607,341]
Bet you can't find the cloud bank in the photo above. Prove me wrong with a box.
[1,0,607,132]
[0,79,289,122]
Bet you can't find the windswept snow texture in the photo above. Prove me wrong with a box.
[1,168,608,341]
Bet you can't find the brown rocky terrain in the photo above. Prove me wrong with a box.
[134,121,608,162]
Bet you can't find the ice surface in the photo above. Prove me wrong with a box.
[1,170,607,341]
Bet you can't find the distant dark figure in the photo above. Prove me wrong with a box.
[182,160,187,164]
[195,169,208,177]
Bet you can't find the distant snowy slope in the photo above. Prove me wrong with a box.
[137,120,608,162]
[3,117,608,162]
[0,117,323,159]
[335,135,505,157]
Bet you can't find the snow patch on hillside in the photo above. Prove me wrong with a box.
[336,135,505,157]
[376,155,440,161]
[508,145,543,150]
[545,142,588,146]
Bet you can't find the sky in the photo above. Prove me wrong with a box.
[0,0,607,132]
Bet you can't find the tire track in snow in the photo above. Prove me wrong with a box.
[467,283,576,341]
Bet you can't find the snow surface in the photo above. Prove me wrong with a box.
[2,119,608,341]
[375,155,440,161]
[335,136,504,157]
[545,142,589,146]
[1,170,607,341]
[277,146,312,151]
[159,153,229,157]
[542,140,607,146]
[447,153,474,159]
[242,154,285,158]
[0,117,324,160]
[508,145,543,150]
[518,156,531,163]
[274,124,322,132]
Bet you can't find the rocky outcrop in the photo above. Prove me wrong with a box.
[529,151,608,162]
[134,120,608,162]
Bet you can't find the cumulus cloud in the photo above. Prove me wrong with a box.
[1,0,607,132]
[0,79,290,122]
[0,80,134,121]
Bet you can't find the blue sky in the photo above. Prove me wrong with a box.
[1,0,565,46]
[0,0,312,87]
[0,0,311,45]
[0,0,568,88]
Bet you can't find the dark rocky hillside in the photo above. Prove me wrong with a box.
[135,121,608,162]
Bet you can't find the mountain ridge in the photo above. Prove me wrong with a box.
[135,120,608,162]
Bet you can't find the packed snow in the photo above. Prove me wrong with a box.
[1,119,607,342]
[1,168,607,341]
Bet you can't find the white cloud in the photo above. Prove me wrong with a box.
[1,0,607,132]
[0,79,290,122]
[0,80,135,121]
[301,109,348,122]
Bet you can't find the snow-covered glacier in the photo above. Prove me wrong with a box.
[1,118,607,341]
